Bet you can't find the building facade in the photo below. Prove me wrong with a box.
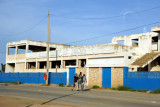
[5,26,160,87]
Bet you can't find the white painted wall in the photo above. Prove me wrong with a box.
[87,57,125,67]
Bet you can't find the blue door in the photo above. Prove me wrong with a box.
[102,68,111,88]
[69,68,75,85]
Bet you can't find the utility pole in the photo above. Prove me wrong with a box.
[46,10,50,85]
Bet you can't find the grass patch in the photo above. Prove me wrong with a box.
[67,85,72,87]
[112,86,148,93]
[111,87,116,90]
[150,88,160,94]
[92,85,100,89]
[117,86,131,91]
[136,89,147,92]
[7,82,19,85]
[41,84,50,86]
[0,82,23,85]
[59,83,64,87]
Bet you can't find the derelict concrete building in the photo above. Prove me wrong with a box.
[5,26,160,87]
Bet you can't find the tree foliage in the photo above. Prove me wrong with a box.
[0,63,5,72]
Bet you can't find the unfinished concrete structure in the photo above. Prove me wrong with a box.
[5,26,160,87]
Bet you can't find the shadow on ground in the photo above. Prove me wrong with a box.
[26,88,91,107]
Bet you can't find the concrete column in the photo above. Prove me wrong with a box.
[6,46,9,55]
[148,62,151,71]
[86,67,89,86]
[76,58,79,67]
[26,62,28,69]
[86,58,89,67]
[25,44,28,72]
[78,59,81,68]
[124,54,128,66]
[37,62,40,69]
[36,59,38,69]
[16,45,18,54]
[63,60,66,68]
[61,56,63,68]
[50,62,52,68]
[158,34,160,52]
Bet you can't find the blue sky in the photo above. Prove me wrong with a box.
[0,0,160,66]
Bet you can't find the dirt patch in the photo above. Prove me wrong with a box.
[0,96,77,107]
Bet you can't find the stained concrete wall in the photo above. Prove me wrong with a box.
[111,67,123,88]
[112,32,159,54]
[5,64,15,73]
[76,68,87,75]
[16,54,25,60]
[88,67,102,87]
[26,44,140,59]
[6,55,15,61]
[15,63,25,72]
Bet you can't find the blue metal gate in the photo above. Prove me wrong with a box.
[102,68,111,88]
[69,68,75,85]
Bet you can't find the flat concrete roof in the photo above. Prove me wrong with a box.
[151,26,160,33]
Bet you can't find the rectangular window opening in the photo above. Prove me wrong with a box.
[27,62,36,69]
[132,39,139,47]
[51,61,61,68]
[39,61,46,69]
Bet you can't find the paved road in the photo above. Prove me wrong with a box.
[0,84,160,107]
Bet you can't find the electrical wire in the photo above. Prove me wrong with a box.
[64,21,160,45]
[50,5,160,20]
[1,15,48,37]
[0,20,159,54]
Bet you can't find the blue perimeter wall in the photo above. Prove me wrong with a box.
[0,72,67,85]
[123,67,160,91]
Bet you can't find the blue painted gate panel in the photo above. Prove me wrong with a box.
[102,68,111,88]
[49,72,67,85]
[69,68,75,85]
[39,73,46,84]
[125,71,160,91]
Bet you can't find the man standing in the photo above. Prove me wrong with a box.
[78,72,83,90]
[72,73,78,91]
[82,74,87,90]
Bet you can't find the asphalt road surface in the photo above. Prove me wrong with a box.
[0,84,160,107]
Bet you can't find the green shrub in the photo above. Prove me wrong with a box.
[67,85,71,87]
[92,85,100,89]
[59,83,64,87]
[150,88,160,94]
[117,86,131,91]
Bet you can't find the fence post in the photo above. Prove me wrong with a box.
[123,67,128,86]
[17,72,19,83]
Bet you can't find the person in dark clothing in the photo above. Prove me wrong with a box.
[72,73,79,91]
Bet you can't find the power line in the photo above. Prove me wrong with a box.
[50,5,160,20]
[65,21,160,45]
[0,21,160,53]
[0,20,159,54]
[1,15,48,38]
